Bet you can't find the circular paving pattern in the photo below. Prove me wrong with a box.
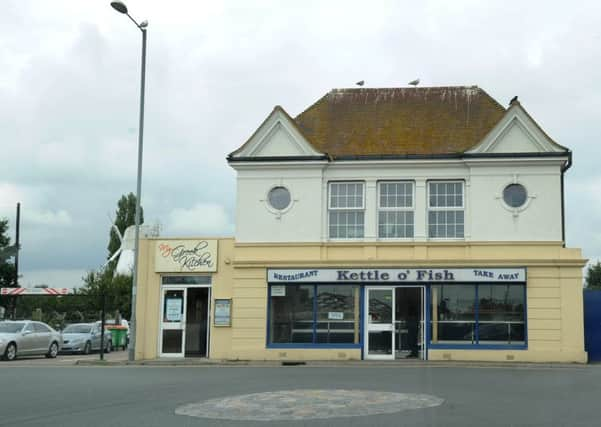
[175,389,444,421]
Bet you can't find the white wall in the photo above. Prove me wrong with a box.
[234,159,565,243]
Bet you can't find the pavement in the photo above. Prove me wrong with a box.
[0,362,600,426]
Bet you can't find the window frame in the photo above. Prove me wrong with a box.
[327,181,366,240]
[266,284,363,349]
[427,180,465,240]
[427,283,527,350]
[377,180,415,240]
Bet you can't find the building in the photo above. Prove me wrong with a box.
[135,86,587,363]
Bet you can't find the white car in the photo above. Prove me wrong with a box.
[0,320,62,361]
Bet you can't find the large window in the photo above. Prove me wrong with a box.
[430,284,525,346]
[378,181,414,238]
[428,181,464,238]
[328,182,365,239]
[269,285,361,346]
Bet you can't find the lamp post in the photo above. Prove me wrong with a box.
[110,1,147,362]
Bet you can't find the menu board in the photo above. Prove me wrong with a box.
[214,299,232,327]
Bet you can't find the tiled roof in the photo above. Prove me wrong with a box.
[294,86,506,157]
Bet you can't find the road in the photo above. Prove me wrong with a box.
[0,364,599,426]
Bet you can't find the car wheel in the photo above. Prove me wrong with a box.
[106,340,112,353]
[46,342,59,359]
[83,341,91,355]
[3,342,17,361]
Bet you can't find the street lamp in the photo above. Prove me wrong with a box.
[110,0,148,362]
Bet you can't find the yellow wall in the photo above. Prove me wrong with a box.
[136,240,587,363]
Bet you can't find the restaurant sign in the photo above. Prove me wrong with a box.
[155,240,218,273]
[268,268,526,283]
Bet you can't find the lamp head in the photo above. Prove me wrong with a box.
[110,1,128,14]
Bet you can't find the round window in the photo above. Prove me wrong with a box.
[503,183,528,208]
[268,186,291,210]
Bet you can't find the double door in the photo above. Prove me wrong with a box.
[364,287,425,360]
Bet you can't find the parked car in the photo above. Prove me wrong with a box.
[0,320,62,361]
[61,323,112,354]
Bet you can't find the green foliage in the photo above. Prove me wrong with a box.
[80,270,133,320]
[585,261,601,290]
[0,218,17,287]
[107,193,143,275]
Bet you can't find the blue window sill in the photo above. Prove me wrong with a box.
[429,343,528,350]
[267,343,362,349]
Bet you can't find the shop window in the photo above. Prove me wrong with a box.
[430,284,526,347]
[328,182,365,239]
[269,285,361,346]
[428,181,464,238]
[378,181,414,238]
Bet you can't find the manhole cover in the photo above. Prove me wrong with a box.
[175,389,444,421]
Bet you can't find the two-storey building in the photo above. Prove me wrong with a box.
[134,86,587,363]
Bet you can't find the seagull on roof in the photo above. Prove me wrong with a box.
[356,80,364,86]
[510,95,519,105]
[408,78,420,86]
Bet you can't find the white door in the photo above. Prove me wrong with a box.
[365,287,395,360]
[159,288,186,357]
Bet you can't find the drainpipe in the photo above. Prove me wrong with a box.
[560,151,572,248]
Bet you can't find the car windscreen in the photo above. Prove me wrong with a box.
[63,325,92,334]
[0,322,25,333]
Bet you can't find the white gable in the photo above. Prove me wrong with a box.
[467,103,566,154]
[231,107,323,158]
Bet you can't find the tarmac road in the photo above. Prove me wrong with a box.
[0,364,599,427]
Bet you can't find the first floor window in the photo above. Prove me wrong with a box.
[269,285,361,345]
[430,284,525,346]
[329,182,365,239]
[428,181,464,238]
[378,181,414,238]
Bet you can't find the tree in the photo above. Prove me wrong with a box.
[0,218,17,287]
[585,261,601,290]
[107,192,144,274]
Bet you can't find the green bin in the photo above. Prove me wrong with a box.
[107,326,128,350]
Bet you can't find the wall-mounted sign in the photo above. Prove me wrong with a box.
[268,268,526,283]
[214,299,232,327]
[165,298,182,322]
[328,312,344,320]
[271,286,286,297]
[155,240,218,273]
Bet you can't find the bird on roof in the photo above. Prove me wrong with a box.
[356,80,364,86]
[509,95,519,105]
[408,78,420,86]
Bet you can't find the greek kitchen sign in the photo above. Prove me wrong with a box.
[155,240,218,273]
[268,268,526,283]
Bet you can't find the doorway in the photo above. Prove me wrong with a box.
[364,286,425,360]
[159,286,210,358]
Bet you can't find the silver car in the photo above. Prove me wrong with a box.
[0,320,62,361]
[61,323,112,354]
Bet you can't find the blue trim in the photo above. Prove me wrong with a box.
[360,285,365,360]
[429,343,527,350]
[312,285,317,343]
[425,286,430,360]
[474,284,479,344]
[267,343,362,349]
[523,284,528,346]
[265,285,272,347]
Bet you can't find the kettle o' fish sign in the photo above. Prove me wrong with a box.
[155,240,218,273]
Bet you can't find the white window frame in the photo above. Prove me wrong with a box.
[328,181,365,240]
[377,180,415,239]
[427,180,465,240]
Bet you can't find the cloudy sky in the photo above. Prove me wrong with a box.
[1,0,600,288]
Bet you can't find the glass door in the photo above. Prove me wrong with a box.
[159,288,186,357]
[365,287,395,360]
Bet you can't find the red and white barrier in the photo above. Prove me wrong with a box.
[0,287,73,296]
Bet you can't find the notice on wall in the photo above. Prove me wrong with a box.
[271,286,286,297]
[328,312,344,320]
[165,298,182,322]
[155,240,218,273]
[214,299,232,327]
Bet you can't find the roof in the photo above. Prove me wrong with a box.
[293,86,507,157]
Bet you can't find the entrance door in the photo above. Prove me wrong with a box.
[160,288,186,357]
[395,287,425,360]
[365,287,395,360]
[185,287,210,357]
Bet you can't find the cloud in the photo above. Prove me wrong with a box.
[165,203,233,237]
[25,209,72,227]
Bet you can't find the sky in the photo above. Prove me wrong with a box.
[1,0,600,288]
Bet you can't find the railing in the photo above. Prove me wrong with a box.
[431,320,525,344]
